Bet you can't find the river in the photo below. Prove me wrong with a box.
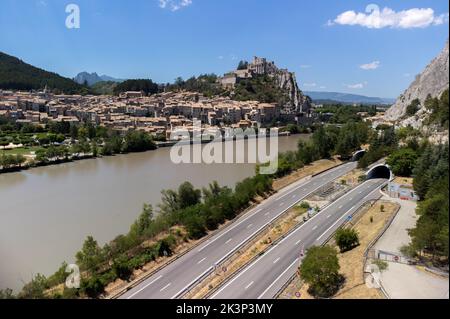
[0,135,308,291]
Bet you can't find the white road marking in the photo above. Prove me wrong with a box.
[279,202,284,207]
[197,208,262,252]
[197,257,206,265]
[225,238,233,244]
[211,169,377,300]
[338,205,343,209]
[160,283,171,292]
[264,212,270,216]
[312,225,318,230]
[292,195,297,199]
[273,257,281,264]
[126,275,163,299]
[245,281,254,290]
[247,224,253,229]
[326,214,331,219]
[257,258,300,299]
[316,204,357,242]
[295,240,301,245]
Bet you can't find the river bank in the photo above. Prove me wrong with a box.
[0,131,298,175]
[0,134,307,292]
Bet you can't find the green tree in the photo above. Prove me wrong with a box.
[129,204,153,238]
[406,98,420,116]
[19,273,48,299]
[334,228,359,252]
[123,131,156,152]
[80,275,105,298]
[177,182,202,209]
[112,255,133,281]
[386,148,418,177]
[75,236,103,272]
[299,246,342,298]
[312,126,334,158]
[0,288,15,299]
[409,176,449,261]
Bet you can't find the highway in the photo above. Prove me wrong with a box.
[120,162,357,299]
[210,178,387,299]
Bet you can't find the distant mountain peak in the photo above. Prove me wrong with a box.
[73,72,123,86]
[304,91,395,105]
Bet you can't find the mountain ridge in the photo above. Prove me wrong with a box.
[73,72,124,86]
[305,91,395,105]
[0,51,86,94]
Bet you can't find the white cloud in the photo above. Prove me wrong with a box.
[346,83,365,89]
[319,86,326,89]
[299,65,312,69]
[360,61,380,70]
[404,73,411,77]
[36,0,47,6]
[158,0,192,12]
[303,83,317,88]
[328,4,448,29]
[218,56,224,60]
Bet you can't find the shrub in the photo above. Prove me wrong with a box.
[372,259,388,272]
[112,255,133,281]
[335,228,359,252]
[80,275,105,298]
[299,246,343,298]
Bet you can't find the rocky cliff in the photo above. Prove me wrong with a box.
[222,57,311,115]
[385,40,449,126]
[275,70,311,114]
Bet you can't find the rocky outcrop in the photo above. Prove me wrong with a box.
[275,70,311,114]
[220,56,311,115]
[385,40,449,124]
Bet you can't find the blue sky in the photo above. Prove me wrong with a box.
[0,0,448,98]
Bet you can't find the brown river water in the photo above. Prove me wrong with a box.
[0,135,308,291]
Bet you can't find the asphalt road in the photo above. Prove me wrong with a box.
[210,178,387,299]
[120,162,357,299]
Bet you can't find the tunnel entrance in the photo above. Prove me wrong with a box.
[352,150,366,162]
[366,165,392,180]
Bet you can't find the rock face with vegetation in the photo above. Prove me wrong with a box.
[222,57,311,114]
[385,40,449,130]
[276,68,311,114]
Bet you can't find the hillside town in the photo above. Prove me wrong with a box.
[0,57,314,140]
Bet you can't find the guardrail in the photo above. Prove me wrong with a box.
[202,179,360,299]
[109,195,266,299]
[111,162,346,299]
[178,164,353,298]
[274,191,385,299]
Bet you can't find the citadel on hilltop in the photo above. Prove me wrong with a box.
[219,57,312,116]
